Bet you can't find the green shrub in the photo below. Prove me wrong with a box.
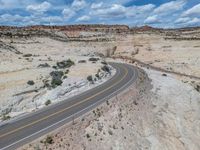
[95,74,100,79]
[101,65,110,73]
[51,78,63,88]
[56,59,74,69]
[44,136,53,144]
[87,75,93,83]
[38,63,50,68]
[45,100,51,106]
[27,80,35,86]
[86,134,90,138]
[23,54,32,57]
[63,75,67,79]
[2,114,11,121]
[50,71,64,79]
[50,71,64,88]
[89,58,99,62]
[78,60,86,63]
[52,66,57,69]
[101,61,107,65]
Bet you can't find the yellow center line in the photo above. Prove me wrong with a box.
[0,65,128,138]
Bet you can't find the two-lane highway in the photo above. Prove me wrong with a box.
[0,62,138,150]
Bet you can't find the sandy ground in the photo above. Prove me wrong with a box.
[114,34,200,77]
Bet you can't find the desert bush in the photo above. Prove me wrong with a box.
[23,54,32,57]
[56,59,74,69]
[38,63,50,68]
[52,65,57,69]
[50,71,64,88]
[89,58,99,62]
[45,100,51,106]
[95,73,100,79]
[65,69,69,74]
[78,60,86,63]
[108,129,113,135]
[2,114,11,121]
[27,80,35,85]
[101,61,107,65]
[51,78,63,88]
[162,73,167,76]
[50,71,64,80]
[44,136,53,144]
[86,134,90,138]
[63,75,67,79]
[101,65,110,73]
[87,75,93,83]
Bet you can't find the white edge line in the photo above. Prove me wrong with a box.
[1,65,137,150]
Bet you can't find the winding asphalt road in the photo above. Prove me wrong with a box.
[0,62,138,150]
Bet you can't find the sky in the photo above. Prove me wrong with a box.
[0,0,200,28]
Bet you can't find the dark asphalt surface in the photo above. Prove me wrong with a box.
[0,62,138,150]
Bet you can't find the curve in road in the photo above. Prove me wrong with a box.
[0,62,138,150]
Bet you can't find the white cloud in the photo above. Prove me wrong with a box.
[89,3,155,22]
[62,7,76,20]
[72,0,87,11]
[187,17,200,25]
[0,14,28,22]
[175,16,200,26]
[76,15,90,22]
[0,0,29,9]
[26,1,51,13]
[61,0,87,20]
[91,2,103,9]
[175,17,190,23]
[126,4,155,18]
[182,3,200,17]
[0,13,63,26]
[44,16,63,24]
[153,0,186,15]
[90,4,126,19]
[144,15,159,24]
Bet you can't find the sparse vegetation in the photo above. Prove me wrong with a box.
[89,57,99,62]
[44,135,53,144]
[108,129,113,135]
[50,71,64,88]
[45,100,51,106]
[78,60,86,63]
[56,59,74,69]
[194,84,200,92]
[101,61,107,65]
[63,75,67,79]
[23,54,32,57]
[2,114,11,121]
[95,73,100,79]
[27,80,35,86]
[101,65,110,73]
[38,63,50,68]
[51,78,63,88]
[87,75,93,83]
[86,133,90,139]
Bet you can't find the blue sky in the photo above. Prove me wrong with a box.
[0,0,200,28]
